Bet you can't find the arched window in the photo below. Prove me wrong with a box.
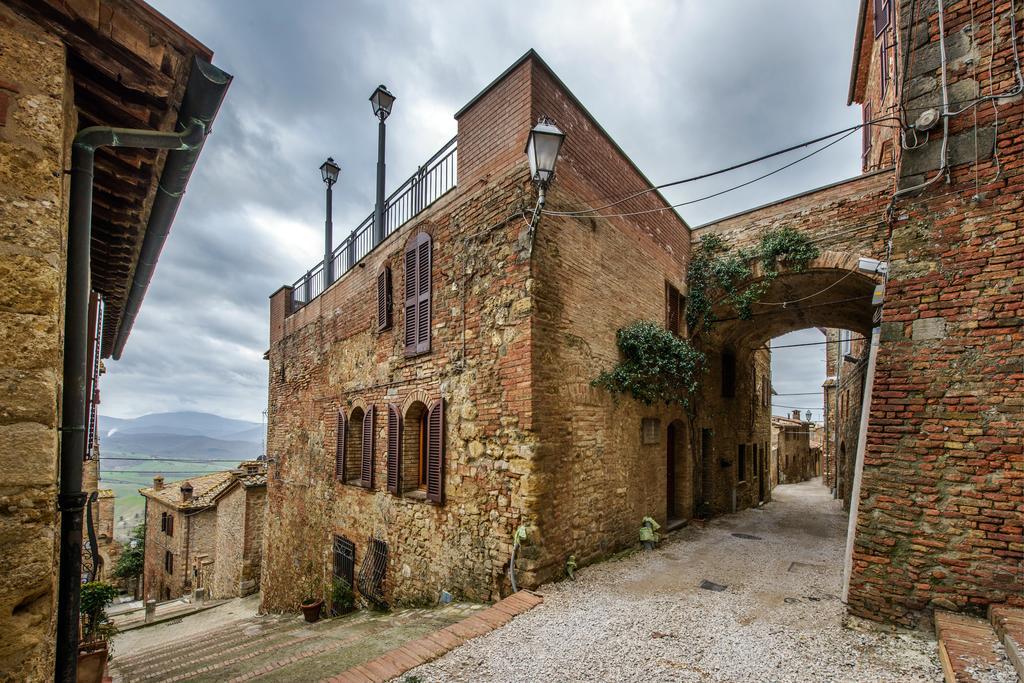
[401,401,429,494]
[342,406,374,488]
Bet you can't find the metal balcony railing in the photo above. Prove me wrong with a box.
[290,136,458,310]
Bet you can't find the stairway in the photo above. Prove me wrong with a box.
[935,605,1023,682]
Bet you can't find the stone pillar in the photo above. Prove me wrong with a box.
[144,600,156,623]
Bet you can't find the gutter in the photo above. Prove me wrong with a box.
[55,58,231,683]
[111,58,233,360]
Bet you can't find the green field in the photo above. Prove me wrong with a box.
[99,454,227,541]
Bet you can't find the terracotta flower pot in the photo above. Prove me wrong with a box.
[77,640,108,683]
[300,598,323,623]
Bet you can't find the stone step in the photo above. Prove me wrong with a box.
[934,610,1018,682]
[989,604,1024,681]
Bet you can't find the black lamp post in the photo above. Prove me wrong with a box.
[370,84,396,246]
[320,156,341,285]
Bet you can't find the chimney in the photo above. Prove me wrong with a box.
[180,482,193,503]
[153,475,164,490]
[791,409,801,421]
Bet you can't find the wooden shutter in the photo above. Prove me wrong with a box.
[376,267,392,331]
[404,244,417,353]
[167,515,174,536]
[873,0,890,36]
[425,399,444,503]
[160,512,166,532]
[361,405,375,488]
[335,410,347,481]
[386,405,401,494]
[415,235,431,354]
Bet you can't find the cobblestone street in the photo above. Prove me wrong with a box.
[407,479,944,682]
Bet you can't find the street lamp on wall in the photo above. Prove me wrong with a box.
[320,156,341,286]
[524,116,565,229]
[370,84,396,246]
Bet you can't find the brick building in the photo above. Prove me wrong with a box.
[263,51,773,611]
[265,0,1021,628]
[139,462,267,602]
[772,411,819,484]
[821,328,869,509]
[0,1,228,679]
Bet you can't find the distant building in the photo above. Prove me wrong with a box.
[139,462,267,602]
[821,328,868,510]
[772,411,819,484]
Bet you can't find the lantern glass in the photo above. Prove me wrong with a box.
[320,157,341,185]
[370,85,396,120]
[525,117,565,185]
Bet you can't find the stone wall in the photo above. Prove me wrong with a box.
[143,499,181,601]
[844,0,1024,625]
[0,5,71,680]
[242,487,266,594]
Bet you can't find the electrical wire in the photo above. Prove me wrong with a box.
[754,268,862,307]
[765,337,867,349]
[546,129,861,220]
[100,457,246,463]
[542,117,901,218]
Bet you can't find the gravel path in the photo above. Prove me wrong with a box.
[404,479,942,682]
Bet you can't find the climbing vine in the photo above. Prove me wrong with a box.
[591,321,706,407]
[686,226,819,332]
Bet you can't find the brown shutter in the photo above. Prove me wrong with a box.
[404,244,417,353]
[335,410,347,480]
[377,267,392,331]
[361,405,375,488]
[425,399,444,503]
[160,512,166,532]
[168,515,174,536]
[386,405,401,494]
[416,235,431,353]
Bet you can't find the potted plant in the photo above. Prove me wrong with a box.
[331,577,355,616]
[78,581,118,683]
[299,563,325,623]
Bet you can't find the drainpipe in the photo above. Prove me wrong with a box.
[55,58,230,683]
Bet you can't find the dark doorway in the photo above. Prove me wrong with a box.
[757,444,766,503]
[667,422,677,520]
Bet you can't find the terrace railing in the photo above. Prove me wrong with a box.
[290,136,458,310]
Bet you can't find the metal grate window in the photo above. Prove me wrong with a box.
[357,536,388,607]
[332,536,355,589]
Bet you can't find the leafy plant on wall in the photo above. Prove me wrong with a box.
[686,226,819,332]
[591,321,706,406]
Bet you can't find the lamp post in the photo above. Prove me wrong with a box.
[370,84,396,246]
[319,157,341,286]
[524,116,566,224]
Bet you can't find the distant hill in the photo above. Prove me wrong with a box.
[100,411,263,441]
[101,432,260,465]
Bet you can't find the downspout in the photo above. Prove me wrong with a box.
[55,58,230,683]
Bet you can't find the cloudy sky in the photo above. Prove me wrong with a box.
[101,0,863,423]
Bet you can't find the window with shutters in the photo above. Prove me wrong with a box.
[164,550,173,574]
[403,232,432,356]
[343,406,374,488]
[376,266,392,332]
[737,444,747,482]
[160,512,167,532]
[664,282,686,337]
[873,0,890,36]
[167,514,174,537]
[879,33,890,100]
[721,351,736,398]
[399,401,429,497]
[425,399,445,503]
[335,410,347,481]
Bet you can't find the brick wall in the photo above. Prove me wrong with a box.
[0,6,71,679]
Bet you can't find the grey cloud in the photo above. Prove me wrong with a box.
[101,1,867,422]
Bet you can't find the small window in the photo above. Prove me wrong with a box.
[873,0,891,37]
[376,266,392,331]
[879,34,890,100]
[166,514,174,537]
[641,418,660,445]
[399,402,428,494]
[665,282,683,337]
[160,512,166,532]
[404,233,431,356]
[164,550,173,574]
[840,329,853,356]
[332,536,355,589]
[737,444,747,482]
[344,407,373,488]
[721,351,736,398]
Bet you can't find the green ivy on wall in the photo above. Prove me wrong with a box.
[592,321,706,406]
[686,226,819,332]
